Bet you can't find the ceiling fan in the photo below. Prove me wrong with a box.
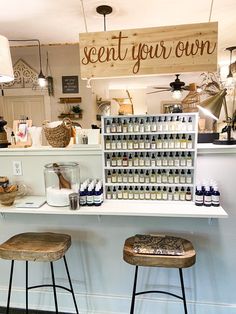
[147,74,194,100]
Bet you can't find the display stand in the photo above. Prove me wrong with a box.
[102,113,198,201]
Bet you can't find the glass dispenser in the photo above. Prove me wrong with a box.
[44,162,80,206]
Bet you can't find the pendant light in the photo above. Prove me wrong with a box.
[9,39,46,87]
[96,5,113,31]
[0,35,14,83]
[225,46,236,87]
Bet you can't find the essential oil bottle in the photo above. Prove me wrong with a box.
[195,185,203,206]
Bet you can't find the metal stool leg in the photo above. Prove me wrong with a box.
[130,266,139,314]
[26,261,29,314]
[63,256,79,314]
[50,262,59,314]
[6,260,14,314]
[179,268,188,314]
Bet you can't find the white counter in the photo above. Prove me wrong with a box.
[0,197,227,218]
[1,143,236,156]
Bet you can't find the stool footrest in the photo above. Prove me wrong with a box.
[136,290,184,300]
[28,284,72,293]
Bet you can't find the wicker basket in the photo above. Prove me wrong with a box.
[43,118,72,148]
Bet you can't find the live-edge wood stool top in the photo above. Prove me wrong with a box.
[0,232,71,262]
[123,236,196,269]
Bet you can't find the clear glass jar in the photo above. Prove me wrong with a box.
[44,162,80,207]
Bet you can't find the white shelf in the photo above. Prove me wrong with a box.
[103,131,196,135]
[0,198,228,218]
[104,183,193,187]
[104,149,195,152]
[104,166,194,170]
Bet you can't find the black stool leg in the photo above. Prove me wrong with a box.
[63,256,79,314]
[50,262,59,314]
[26,261,29,314]
[6,260,14,314]
[179,268,188,314]
[130,266,138,314]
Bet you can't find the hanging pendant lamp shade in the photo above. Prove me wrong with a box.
[0,35,14,83]
[197,89,227,120]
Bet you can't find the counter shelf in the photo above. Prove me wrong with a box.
[0,197,228,218]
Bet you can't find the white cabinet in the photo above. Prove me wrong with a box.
[102,113,198,201]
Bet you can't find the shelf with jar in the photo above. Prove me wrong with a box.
[58,98,83,120]
[102,113,198,202]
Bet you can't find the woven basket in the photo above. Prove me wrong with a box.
[43,118,72,148]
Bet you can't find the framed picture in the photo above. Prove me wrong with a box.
[62,76,79,94]
[13,119,32,147]
[161,101,182,114]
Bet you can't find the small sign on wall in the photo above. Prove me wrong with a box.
[62,76,79,93]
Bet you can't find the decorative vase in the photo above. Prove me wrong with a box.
[28,126,42,147]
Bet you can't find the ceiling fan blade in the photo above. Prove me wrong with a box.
[147,90,172,95]
[152,86,171,90]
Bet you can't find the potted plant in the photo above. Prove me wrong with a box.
[71,105,83,118]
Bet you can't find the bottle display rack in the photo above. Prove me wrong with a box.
[102,113,198,201]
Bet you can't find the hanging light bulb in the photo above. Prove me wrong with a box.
[225,46,236,87]
[172,89,182,100]
[170,74,185,100]
[38,70,47,87]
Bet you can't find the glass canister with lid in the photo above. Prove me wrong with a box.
[44,162,80,206]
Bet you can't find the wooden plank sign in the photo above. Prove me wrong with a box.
[79,22,218,79]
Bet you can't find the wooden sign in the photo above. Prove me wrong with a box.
[79,22,218,79]
[62,76,79,93]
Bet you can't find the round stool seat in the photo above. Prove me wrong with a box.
[123,236,196,269]
[0,232,71,262]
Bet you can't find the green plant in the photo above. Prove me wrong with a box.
[71,105,83,114]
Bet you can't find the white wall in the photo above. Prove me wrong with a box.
[0,149,235,314]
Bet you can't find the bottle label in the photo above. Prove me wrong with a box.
[106,126,110,133]
[139,143,144,149]
[134,126,139,132]
[123,126,128,133]
[145,193,150,199]
[212,195,220,205]
[204,195,211,205]
[186,159,192,167]
[117,160,122,166]
[111,160,117,166]
[94,195,102,204]
[117,126,122,133]
[151,193,156,200]
[106,143,111,150]
[162,193,167,200]
[80,195,87,205]
[111,143,116,150]
[106,193,111,200]
[139,193,144,200]
[186,194,192,201]
[128,193,133,199]
[123,192,128,199]
[174,194,179,201]
[122,143,127,150]
[134,194,139,200]
[117,143,122,149]
[139,160,145,166]
[123,160,128,166]
[86,195,94,205]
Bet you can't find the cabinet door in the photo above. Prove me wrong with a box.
[0,95,45,128]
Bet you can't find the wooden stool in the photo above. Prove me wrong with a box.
[0,232,79,314]
[123,236,196,314]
